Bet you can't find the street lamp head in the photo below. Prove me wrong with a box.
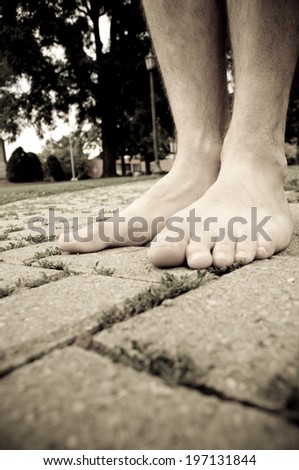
[145,51,156,71]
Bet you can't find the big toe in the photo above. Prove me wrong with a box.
[148,231,187,267]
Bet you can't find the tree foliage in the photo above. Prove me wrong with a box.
[39,129,91,180]
[286,60,299,149]
[1,0,174,177]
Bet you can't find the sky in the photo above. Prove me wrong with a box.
[5,15,111,160]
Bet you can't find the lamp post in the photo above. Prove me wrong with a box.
[0,134,7,180]
[65,111,78,181]
[145,51,162,174]
[68,133,77,181]
[169,137,177,160]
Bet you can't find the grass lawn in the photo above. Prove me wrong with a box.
[0,165,298,206]
[0,174,159,206]
[285,164,299,192]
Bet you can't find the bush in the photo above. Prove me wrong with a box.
[77,159,91,180]
[7,147,44,182]
[46,155,67,181]
[27,152,44,181]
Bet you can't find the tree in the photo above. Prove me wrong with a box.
[285,60,299,161]
[39,128,91,179]
[0,0,173,177]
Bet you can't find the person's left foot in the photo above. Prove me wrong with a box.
[59,142,221,253]
[148,143,293,268]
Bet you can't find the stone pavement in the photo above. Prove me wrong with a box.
[0,180,298,450]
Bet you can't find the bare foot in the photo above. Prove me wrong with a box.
[148,141,293,268]
[59,143,221,253]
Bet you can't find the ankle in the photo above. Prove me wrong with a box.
[221,135,288,184]
[173,137,222,167]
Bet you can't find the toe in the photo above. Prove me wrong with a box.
[148,217,189,267]
[234,230,257,264]
[212,238,235,268]
[186,233,213,269]
[255,220,290,260]
[256,242,275,259]
[148,238,187,267]
[255,231,276,260]
[59,223,108,253]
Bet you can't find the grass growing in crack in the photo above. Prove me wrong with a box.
[34,247,62,259]
[0,231,8,241]
[0,240,28,252]
[207,262,243,277]
[93,262,115,276]
[23,259,34,267]
[15,271,69,289]
[37,259,70,272]
[5,225,24,234]
[24,272,68,287]
[95,265,244,360]
[23,234,57,244]
[95,265,246,388]
[116,343,197,386]
[2,210,19,219]
[23,247,62,266]
[0,286,15,299]
[101,271,210,328]
[148,353,197,385]
[0,225,24,241]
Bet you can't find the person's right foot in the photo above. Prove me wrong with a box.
[59,143,221,253]
[148,140,293,269]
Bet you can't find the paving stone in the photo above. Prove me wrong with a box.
[0,220,25,233]
[286,190,299,203]
[1,180,155,214]
[0,238,29,252]
[277,203,299,257]
[0,263,65,291]
[0,274,147,374]
[2,213,95,241]
[94,256,299,412]
[0,241,193,282]
[39,248,193,282]
[0,182,298,450]
[0,347,298,450]
[0,241,61,263]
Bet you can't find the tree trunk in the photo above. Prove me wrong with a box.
[90,1,117,178]
[101,95,118,178]
[100,57,118,178]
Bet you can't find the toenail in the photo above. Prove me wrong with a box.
[150,242,174,250]
[189,253,205,263]
[257,246,266,256]
[216,251,228,260]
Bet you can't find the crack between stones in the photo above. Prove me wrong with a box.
[90,342,299,428]
[0,270,214,377]
[1,261,298,428]
[0,338,75,378]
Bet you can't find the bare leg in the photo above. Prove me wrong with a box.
[149,0,299,268]
[59,0,228,253]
